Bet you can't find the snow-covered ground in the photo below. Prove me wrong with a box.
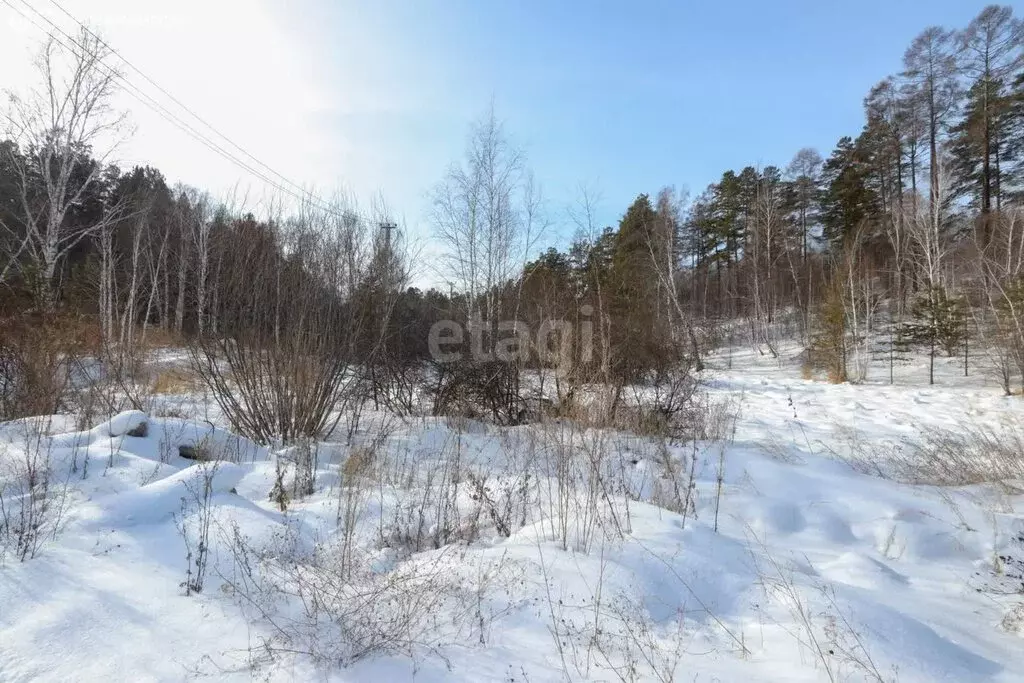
[1,345,1023,682]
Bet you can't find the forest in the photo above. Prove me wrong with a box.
[3,7,1024,432]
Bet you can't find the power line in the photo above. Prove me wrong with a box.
[3,0,302,205]
[11,0,331,213]
[45,0,332,209]
[2,0,345,217]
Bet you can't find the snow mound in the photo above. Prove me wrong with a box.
[103,410,148,437]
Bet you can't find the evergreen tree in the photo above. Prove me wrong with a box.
[905,285,967,384]
[820,136,880,251]
[713,171,745,268]
[953,79,1024,222]
[613,194,660,287]
[951,5,1024,224]
[808,274,848,383]
[610,194,676,380]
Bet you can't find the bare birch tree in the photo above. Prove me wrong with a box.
[431,107,541,328]
[0,29,128,310]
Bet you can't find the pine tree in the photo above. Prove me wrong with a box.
[610,194,678,380]
[713,171,745,269]
[904,285,967,384]
[951,5,1024,226]
[820,136,880,252]
[808,274,848,383]
[872,311,913,385]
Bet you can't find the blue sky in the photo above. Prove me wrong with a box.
[278,0,997,244]
[2,0,1005,259]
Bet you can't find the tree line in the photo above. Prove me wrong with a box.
[526,5,1024,391]
[1,7,1023,439]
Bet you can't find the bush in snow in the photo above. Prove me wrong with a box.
[174,454,220,595]
[0,313,89,421]
[222,519,518,672]
[0,419,70,562]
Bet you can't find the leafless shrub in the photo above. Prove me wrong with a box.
[0,419,71,561]
[527,383,736,545]
[537,536,733,683]
[188,201,381,446]
[892,420,1024,487]
[564,369,729,448]
[695,392,743,442]
[466,471,532,539]
[814,417,1024,490]
[0,313,92,420]
[643,438,689,519]
[624,363,699,441]
[150,367,201,395]
[749,532,895,683]
[330,422,397,581]
[368,359,425,417]
[222,521,517,673]
[460,429,538,540]
[269,457,289,512]
[429,359,526,425]
[335,449,374,582]
[814,421,904,477]
[535,419,633,553]
[67,356,142,432]
[175,459,220,595]
[292,440,319,498]
[335,386,369,447]
[541,567,689,683]
[379,430,469,554]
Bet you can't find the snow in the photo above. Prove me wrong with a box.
[104,410,148,437]
[1,345,1023,682]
